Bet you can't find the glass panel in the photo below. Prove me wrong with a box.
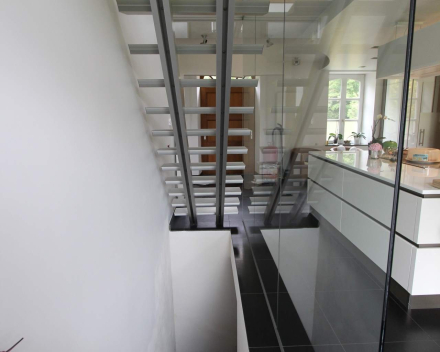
[344,120,358,141]
[384,3,440,346]
[328,100,340,119]
[346,79,360,98]
[327,121,339,139]
[213,0,417,350]
[345,100,359,120]
[329,79,342,98]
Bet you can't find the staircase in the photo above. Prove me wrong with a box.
[116,0,270,226]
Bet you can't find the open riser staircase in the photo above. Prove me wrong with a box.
[116,0,270,225]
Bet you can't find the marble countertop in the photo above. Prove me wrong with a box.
[309,150,440,196]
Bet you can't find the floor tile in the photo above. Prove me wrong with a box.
[268,293,340,346]
[249,348,281,352]
[385,298,433,343]
[343,340,440,352]
[248,231,276,260]
[257,259,288,293]
[284,345,344,351]
[409,308,440,340]
[241,293,280,347]
[314,256,381,292]
[315,290,431,344]
[232,235,253,261]
[235,259,263,293]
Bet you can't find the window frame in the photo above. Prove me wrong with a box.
[327,74,365,142]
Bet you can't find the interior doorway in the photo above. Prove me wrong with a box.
[200,86,244,175]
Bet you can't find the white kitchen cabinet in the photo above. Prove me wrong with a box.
[308,155,343,197]
[341,202,414,291]
[391,235,414,292]
[308,151,440,301]
[308,181,342,231]
[342,169,393,226]
[416,198,440,244]
[410,247,440,295]
[340,202,390,272]
[342,169,419,243]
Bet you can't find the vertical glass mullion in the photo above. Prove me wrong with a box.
[340,77,348,138]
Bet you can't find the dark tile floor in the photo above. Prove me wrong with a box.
[169,184,440,351]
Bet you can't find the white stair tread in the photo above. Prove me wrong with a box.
[172,197,240,207]
[129,44,263,55]
[252,174,307,184]
[168,187,242,197]
[152,128,251,136]
[157,146,248,155]
[165,175,243,185]
[248,205,293,215]
[252,186,304,196]
[249,196,297,205]
[162,162,245,171]
[145,107,254,115]
[174,207,239,216]
[139,79,258,88]
[118,0,270,16]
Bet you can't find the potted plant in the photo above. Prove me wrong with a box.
[370,114,394,145]
[328,133,343,145]
[350,132,366,145]
[368,143,383,159]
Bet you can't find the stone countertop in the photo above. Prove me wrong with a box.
[309,150,440,196]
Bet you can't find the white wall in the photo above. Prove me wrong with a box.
[169,231,237,352]
[0,1,176,351]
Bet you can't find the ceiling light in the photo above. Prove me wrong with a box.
[359,66,366,68]
[269,3,293,13]
[371,57,378,60]
[371,46,379,49]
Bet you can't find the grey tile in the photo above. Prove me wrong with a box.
[314,256,381,292]
[343,340,440,352]
[409,309,440,340]
[268,293,340,346]
[316,290,431,344]
[235,259,263,293]
[284,346,344,351]
[242,293,279,347]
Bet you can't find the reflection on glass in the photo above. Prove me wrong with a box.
[346,79,360,98]
[228,0,440,349]
[329,79,342,98]
[345,100,359,119]
[327,100,340,119]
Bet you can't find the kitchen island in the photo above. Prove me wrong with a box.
[307,150,440,308]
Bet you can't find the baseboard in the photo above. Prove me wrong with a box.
[409,294,440,309]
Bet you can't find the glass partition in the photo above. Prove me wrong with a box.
[236,0,440,351]
[171,0,440,349]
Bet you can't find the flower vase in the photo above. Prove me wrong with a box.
[354,137,361,145]
[370,150,379,159]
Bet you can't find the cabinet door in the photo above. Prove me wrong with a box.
[308,181,342,231]
[308,156,343,197]
[342,169,393,226]
[341,202,389,271]
[417,198,440,244]
[342,169,418,242]
[392,236,414,292]
[341,202,414,291]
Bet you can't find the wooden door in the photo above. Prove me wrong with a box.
[200,87,244,175]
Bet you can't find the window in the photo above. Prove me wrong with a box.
[383,78,421,148]
[327,75,364,142]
